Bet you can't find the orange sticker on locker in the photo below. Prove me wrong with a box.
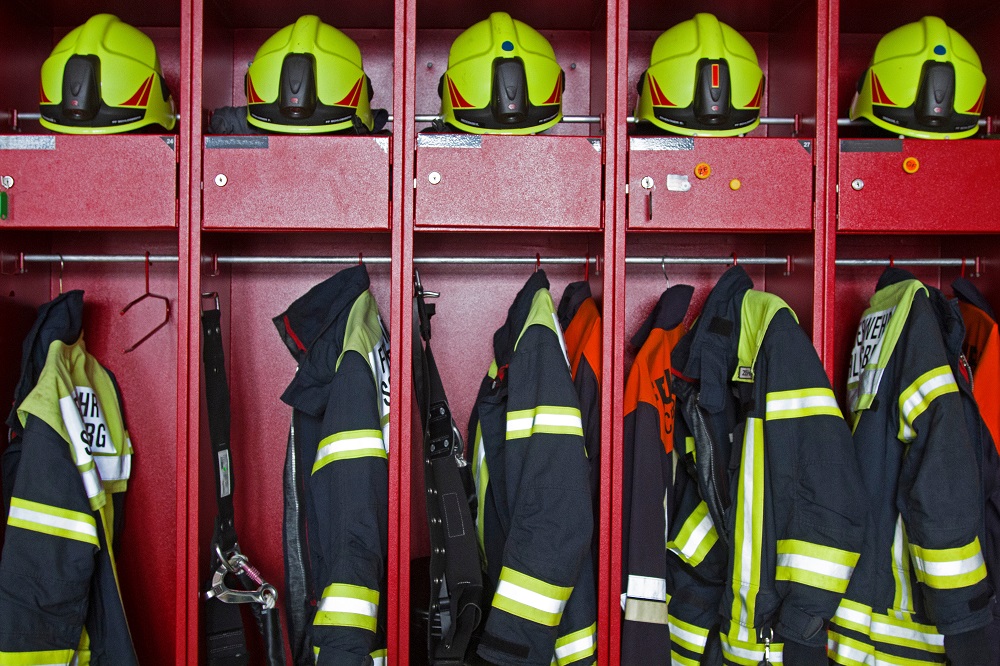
[902,157,920,174]
[695,163,712,179]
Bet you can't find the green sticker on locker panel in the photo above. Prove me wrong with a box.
[0,191,7,220]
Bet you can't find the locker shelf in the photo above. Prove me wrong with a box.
[627,137,815,231]
[202,135,391,230]
[414,134,604,230]
[838,139,1000,233]
[0,135,179,229]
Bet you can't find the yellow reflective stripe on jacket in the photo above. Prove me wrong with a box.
[720,634,784,665]
[832,599,945,655]
[667,501,718,567]
[370,648,387,666]
[492,566,572,627]
[313,583,379,632]
[909,537,987,590]
[667,614,710,655]
[553,622,596,664]
[0,648,76,665]
[7,497,98,547]
[472,424,488,562]
[765,388,842,420]
[671,651,701,666]
[891,516,914,616]
[775,539,859,593]
[898,366,958,442]
[312,429,386,473]
[506,406,583,439]
[729,417,764,644]
[828,628,943,665]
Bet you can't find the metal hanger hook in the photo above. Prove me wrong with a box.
[120,252,171,353]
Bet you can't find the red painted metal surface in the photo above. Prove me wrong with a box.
[201,136,391,230]
[0,136,178,229]
[414,135,604,230]
[627,137,815,231]
[838,139,1000,233]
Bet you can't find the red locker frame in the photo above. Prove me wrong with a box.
[1,0,998,664]
[0,1,191,664]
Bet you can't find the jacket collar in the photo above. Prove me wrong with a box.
[557,280,592,331]
[274,265,371,417]
[672,267,752,414]
[952,276,997,322]
[7,290,85,432]
[494,270,550,368]
[630,284,694,348]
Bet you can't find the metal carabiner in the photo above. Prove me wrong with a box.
[204,544,277,610]
[758,627,774,665]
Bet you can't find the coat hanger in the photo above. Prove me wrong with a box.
[120,252,170,353]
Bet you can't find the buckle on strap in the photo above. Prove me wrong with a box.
[205,543,278,610]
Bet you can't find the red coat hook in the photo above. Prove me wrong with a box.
[731,252,739,266]
[584,251,590,282]
[535,253,541,272]
[888,255,895,268]
[120,252,171,353]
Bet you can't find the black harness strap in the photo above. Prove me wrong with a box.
[413,273,483,665]
[201,295,286,666]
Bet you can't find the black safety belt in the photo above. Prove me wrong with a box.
[412,272,484,665]
[201,293,286,666]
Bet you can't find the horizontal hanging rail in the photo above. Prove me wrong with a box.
[836,256,982,271]
[7,254,983,271]
[5,111,992,129]
[21,253,180,263]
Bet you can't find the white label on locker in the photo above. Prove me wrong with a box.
[218,450,232,498]
[0,136,56,150]
[667,174,691,192]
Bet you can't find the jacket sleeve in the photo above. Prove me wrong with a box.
[0,416,97,664]
[762,312,867,650]
[310,350,389,666]
[894,297,993,643]
[620,359,672,663]
[477,325,593,666]
[663,406,726,664]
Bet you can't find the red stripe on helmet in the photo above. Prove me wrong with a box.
[967,85,986,115]
[40,78,52,104]
[447,77,475,108]
[650,76,675,107]
[747,77,764,109]
[711,63,720,88]
[335,78,364,107]
[121,76,153,107]
[246,74,265,104]
[543,77,561,104]
[871,71,894,106]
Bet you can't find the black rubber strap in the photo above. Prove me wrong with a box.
[202,305,286,666]
[413,283,483,664]
[201,308,248,665]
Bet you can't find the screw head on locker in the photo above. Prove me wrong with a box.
[641,176,654,189]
